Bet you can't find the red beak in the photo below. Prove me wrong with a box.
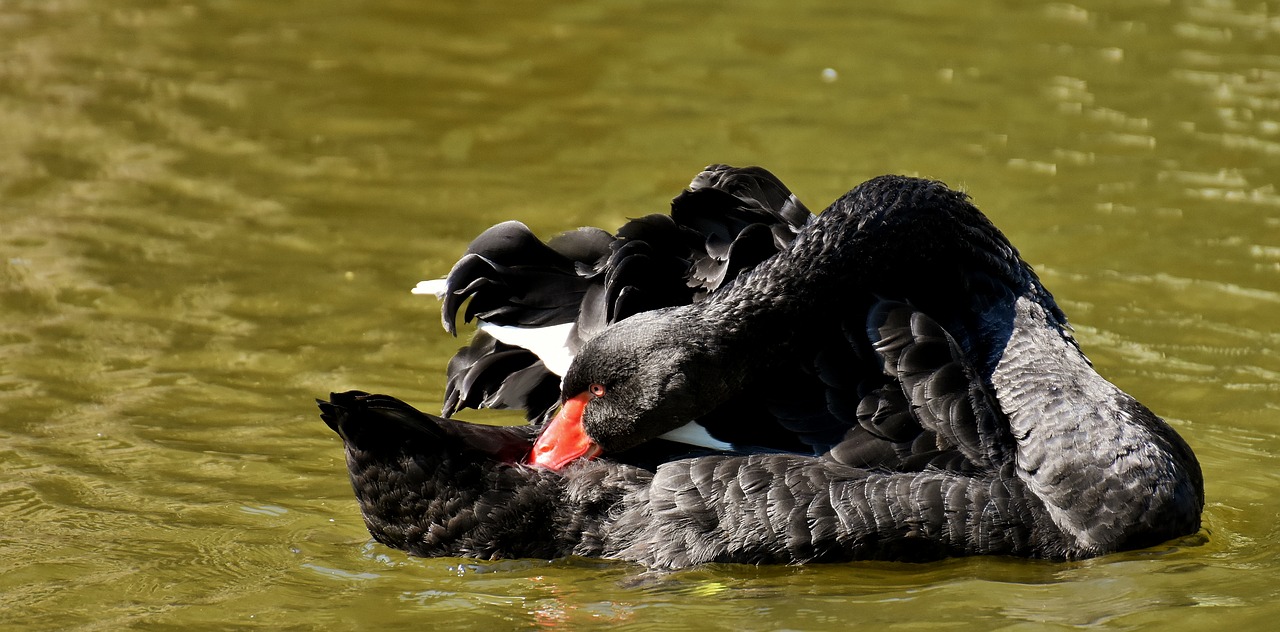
[530,392,602,470]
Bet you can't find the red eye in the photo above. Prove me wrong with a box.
[589,383,606,397]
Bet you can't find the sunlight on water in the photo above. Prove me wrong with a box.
[1,0,1278,629]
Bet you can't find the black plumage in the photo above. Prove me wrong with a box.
[321,165,1204,568]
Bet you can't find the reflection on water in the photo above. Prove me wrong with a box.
[1,0,1278,629]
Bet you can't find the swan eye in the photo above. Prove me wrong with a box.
[589,383,607,397]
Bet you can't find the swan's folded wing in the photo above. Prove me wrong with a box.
[604,453,1048,568]
[437,221,604,334]
[864,300,1015,470]
[687,163,813,232]
[431,165,817,426]
[442,331,561,422]
[689,300,1016,473]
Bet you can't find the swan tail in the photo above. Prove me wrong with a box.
[319,391,572,560]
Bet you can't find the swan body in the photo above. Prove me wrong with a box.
[320,165,1203,568]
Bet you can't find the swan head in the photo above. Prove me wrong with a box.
[529,308,737,470]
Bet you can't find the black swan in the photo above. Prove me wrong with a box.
[319,165,1203,568]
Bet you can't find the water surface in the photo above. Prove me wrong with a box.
[2,0,1278,629]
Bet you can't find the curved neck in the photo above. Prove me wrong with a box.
[701,175,1046,360]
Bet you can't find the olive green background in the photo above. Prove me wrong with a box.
[1,1,1277,629]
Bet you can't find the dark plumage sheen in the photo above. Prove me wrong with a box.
[320,165,1203,569]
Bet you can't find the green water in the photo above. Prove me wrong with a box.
[1,0,1277,629]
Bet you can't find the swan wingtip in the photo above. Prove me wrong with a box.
[411,278,448,298]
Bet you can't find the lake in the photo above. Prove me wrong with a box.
[2,0,1278,629]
